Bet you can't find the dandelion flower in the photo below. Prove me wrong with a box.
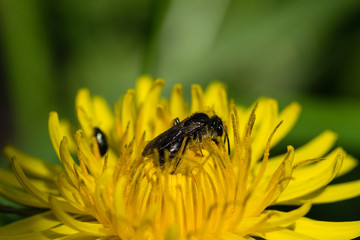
[1,76,360,239]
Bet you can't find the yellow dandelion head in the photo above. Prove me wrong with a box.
[1,76,360,240]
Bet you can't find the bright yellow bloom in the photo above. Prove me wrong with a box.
[1,76,360,239]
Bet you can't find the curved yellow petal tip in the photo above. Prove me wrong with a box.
[277,147,344,204]
[287,145,295,152]
[3,145,61,181]
[170,84,187,119]
[136,75,153,106]
[207,81,226,89]
[92,95,113,132]
[153,78,165,86]
[339,154,358,176]
[2,145,14,158]
[191,84,204,113]
[49,111,62,159]
[77,88,90,95]
[120,89,136,139]
[75,89,95,136]
[294,130,338,161]
[11,157,49,205]
[270,102,302,146]
[137,74,153,82]
[75,88,91,110]
[289,101,301,112]
[204,81,228,119]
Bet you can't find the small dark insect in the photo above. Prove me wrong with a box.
[142,113,230,172]
[94,127,108,156]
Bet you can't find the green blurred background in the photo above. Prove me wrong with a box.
[1,0,360,225]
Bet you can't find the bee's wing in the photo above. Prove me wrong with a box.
[142,126,183,156]
[142,121,205,156]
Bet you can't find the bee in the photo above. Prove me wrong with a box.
[142,113,230,171]
[94,127,108,156]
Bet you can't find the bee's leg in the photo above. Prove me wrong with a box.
[172,117,180,126]
[171,137,189,174]
[225,131,230,155]
[171,157,181,174]
[159,150,165,166]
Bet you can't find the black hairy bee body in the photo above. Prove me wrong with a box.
[94,127,108,156]
[142,113,230,170]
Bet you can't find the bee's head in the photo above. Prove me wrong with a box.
[210,115,230,155]
[210,115,224,137]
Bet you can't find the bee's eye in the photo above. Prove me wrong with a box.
[211,116,224,136]
[217,125,223,135]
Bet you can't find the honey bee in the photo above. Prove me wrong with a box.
[142,113,230,171]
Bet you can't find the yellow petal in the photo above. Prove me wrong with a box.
[0,232,52,240]
[75,130,102,178]
[56,172,86,213]
[40,224,79,238]
[3,145,61,181]
[59,119,77,153]
[245,146,294,217]
[265,130,338,174]
[48,111,63,160]
[276,148,344,204]
[234,213,272,236]
[0,168,21,188]
[260,202,312,231]
[135,75,153,107]
[294,180,360,204]
[140,78,165,138]
[0,211,58,236]
[92,95,114,134]
[337,154,358,177]
[11,157,49,205]
[293,130,338,162]
[75,89,95,137]
[49,197,111,236]
[271,102,301,147]
[113,177,128,234]
[52,196,86,214]
[170,84,187,121]
[120,89,136,141]
[251,98,278,164]
[293,217,360,240]
[59,137,78,188]
[156,104,172,134]
[236,98,269,143]
[92,168,114,229]
[0,183,46,208]
[204,82,228,120]
[26,178,58,195]
[259,228,316,240]
[190,84,205,113]
[0,167,59,207]
[265,145,294,205]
